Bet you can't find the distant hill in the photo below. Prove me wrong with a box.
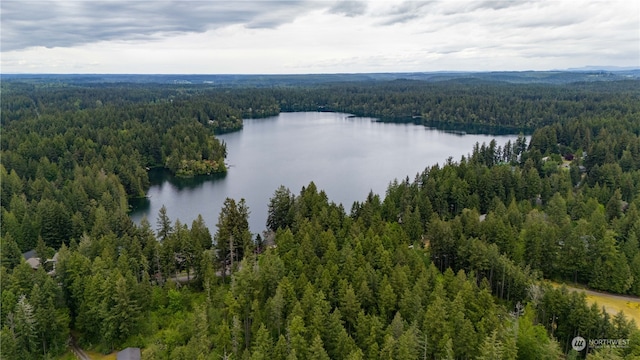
[565,65,639,71]
[2,69,638,86]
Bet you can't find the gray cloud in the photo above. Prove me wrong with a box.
[464,1,530,12]
[1,0,323,51]
[328,1,367,17]
[376,1,433,25]
[375,1,545,26]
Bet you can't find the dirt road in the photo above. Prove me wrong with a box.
[70,336,91,360]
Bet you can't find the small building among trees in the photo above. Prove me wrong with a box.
[117,347,141,360]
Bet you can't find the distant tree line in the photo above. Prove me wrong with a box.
[214,79,640,133]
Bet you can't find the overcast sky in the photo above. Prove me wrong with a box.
[1,0,638,74]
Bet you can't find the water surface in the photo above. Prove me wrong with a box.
[130,112,520,233]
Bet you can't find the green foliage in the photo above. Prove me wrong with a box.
[267,186,295,232]
[1,84,236,252]
[516,305,563,360]
[214,198,252,281]
[2,78,640,359]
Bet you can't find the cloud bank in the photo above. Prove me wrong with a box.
[1,0,638,73]
[2,1,323,51]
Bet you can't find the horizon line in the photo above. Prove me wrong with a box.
[3,68,639,76]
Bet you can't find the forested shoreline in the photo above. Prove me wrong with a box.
[1,78,640,359]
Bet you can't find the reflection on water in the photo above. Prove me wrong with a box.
[146,167,227,190]
[128,196,150,214]
[378,117,529,136]
[129,168,227,219]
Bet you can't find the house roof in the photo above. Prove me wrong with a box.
[25,257,40,269]
[117,347,141,360]
[22,249,37,260]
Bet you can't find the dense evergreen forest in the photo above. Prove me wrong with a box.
[1,77,640,359]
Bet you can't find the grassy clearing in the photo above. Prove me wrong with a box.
[549,281,640,326]
[56,349,117,359]
[85,350,117,360]
[55,352,76,360]
[583,292,640,326]
[85,351,117,360]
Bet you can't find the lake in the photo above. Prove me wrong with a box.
[129,112,521,234]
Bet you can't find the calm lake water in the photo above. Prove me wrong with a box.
[129,112,520,234]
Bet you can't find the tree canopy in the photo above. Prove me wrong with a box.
[1,77,640,359]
